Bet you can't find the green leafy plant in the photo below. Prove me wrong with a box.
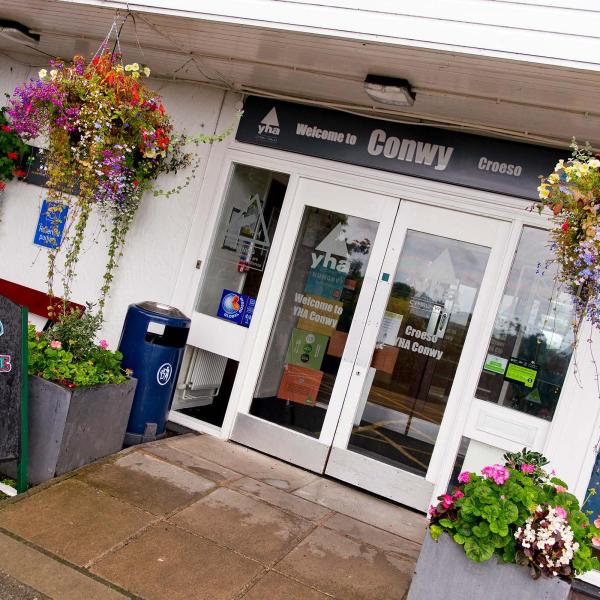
[504,447,549,484]
[429,452,600,580]
[0,104,30,191]
[28,308,127,387]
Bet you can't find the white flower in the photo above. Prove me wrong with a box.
[49,69,58,80]
[38,68,47,79]
[142,66,151,77]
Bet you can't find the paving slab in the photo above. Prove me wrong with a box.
[275,526,415,600]
[0,480,154,566]
[0,568,49,600]
[78,451,216,515]
[229,477,333,522]
[293,478,426,544]
[167,435,317,490]
[242,570,331,599]
[92,522,263,600]
[171,487,314,564]
[143,444,243,483]
[0,532,127,600]
[322,513,421,561]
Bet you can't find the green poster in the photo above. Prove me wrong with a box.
[286,328,329,371]
[483,354,508,375]
[504,358,538,388]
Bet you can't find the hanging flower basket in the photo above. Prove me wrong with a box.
[536,142,600,333]
[7,50,232,317]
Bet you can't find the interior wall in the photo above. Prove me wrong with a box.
[0,54,227,346]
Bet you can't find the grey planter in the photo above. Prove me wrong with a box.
[23,375,136,485]
[407,532,571,600]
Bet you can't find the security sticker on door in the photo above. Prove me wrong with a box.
[504,358,537,388]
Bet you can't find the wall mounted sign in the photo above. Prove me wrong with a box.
[236,96,563,200]
[0,294,28,492]
[33,199,69,249]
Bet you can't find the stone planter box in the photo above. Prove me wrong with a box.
[407,532,571,600]
[22,375,136,485]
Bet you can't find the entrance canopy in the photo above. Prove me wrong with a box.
[0,0,599,147]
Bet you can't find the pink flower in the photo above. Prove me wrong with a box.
[49,340,62,349]
[555,485,567,494]
[593,537,600,548]
[482,464,510,485]
[555,506,567,519]
[98,339,109,349]
[441,494,454,509]
[457,471,471,484]
[453,490,464,500]
[428,505,437,517]
[520,464,535,474]
[594,518,600,529]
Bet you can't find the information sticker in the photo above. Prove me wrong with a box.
[483,354,508,375]
[504,358,538,388]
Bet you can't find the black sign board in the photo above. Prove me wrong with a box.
[236,96,563,200]
[0,296,25,461]
[22,146,47,188]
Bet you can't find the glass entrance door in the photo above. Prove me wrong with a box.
[326,202,510,510]
[231,178,400,471]
[231,181,509,511]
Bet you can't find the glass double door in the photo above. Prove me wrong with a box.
[231,178,508,511]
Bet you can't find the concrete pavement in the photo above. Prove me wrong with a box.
[0,433,426,599]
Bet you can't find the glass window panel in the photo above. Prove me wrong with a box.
[475,227,576,420]
[250,207,378,438]
[348,231,490,476]
[196,164,289,318]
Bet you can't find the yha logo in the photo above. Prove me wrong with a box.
[258,107,280,136]
[311,252,350,273]
[0,354,12,373]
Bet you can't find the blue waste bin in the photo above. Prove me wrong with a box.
[118,301,191,445]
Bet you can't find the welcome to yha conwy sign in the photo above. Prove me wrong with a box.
[236,96,562,200]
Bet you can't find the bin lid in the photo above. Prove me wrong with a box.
[135,301,188,320]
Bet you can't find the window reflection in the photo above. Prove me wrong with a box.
[250,207,378,438]
[476,227,575,420]
[348,231,490,476]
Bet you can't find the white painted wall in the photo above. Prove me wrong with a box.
[63,0,600,70]
[0,54,226,346]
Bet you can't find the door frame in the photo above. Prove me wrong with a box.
[324,200,512,509]
[230,177,401,471]
[169,116,600,512]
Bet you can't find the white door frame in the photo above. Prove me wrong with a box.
[325,200,512,510]
[230,177,400,471]
[169,124,600,517]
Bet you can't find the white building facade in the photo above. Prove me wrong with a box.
[2,0,600,582]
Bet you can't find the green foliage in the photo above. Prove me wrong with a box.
[40,304,102,361]
[429,454,600,580]
[28,311,126,388]
[503,447,549,483]
[0,104,30,187]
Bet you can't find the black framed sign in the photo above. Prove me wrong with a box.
[0,295,28,492]
[236,96,563,200]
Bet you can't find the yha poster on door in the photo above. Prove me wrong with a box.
[277,364,324,407]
